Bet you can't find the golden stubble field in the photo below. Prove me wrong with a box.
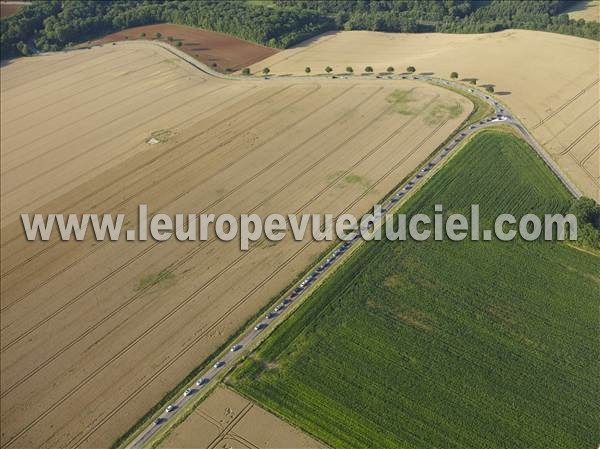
[160,387,327,449]
[0,42,470,448]
[566,1,600,22]
[249,29,599,200]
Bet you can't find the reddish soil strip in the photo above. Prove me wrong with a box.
[85,23,279,73]
[0,3,24,18]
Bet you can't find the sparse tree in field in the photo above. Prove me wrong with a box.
[263,67,270,75]
[365,66,373,73]
[325,66,333,73]
[406,66,416,73]
[140,32,146,38]
[212,63,218,67]
[167,36,174,42]
[242,67,251,75]
[450,71,458,79]
[16,41,29,56]
[155,32,162,39]
[305,66,311,74]
[176,41,182,47]
[486,85,494,93]
[346,66,353,73]
[386,66,394,73]
[469,79,477,85]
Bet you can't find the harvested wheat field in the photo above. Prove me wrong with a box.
[84,23,279,73]
[566,1,600,22]
[160,387,327,449]
[0,41,469,449]
[250,30,600,199]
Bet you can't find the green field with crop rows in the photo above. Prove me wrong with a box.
[229,130,599,449]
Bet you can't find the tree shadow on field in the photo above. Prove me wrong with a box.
[419,72,434,76]
[461,77,478,84]
[496,91,512,96]
[481,83,495,89]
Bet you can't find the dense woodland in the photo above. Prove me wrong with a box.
[1,0,598,59]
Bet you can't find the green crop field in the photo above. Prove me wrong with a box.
[229,130,599,449]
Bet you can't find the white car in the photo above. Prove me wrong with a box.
[183,388,193,397]
[230,344,242,352]
[213,361,225,369]
[196,378,208,386]
[165,405,175,413]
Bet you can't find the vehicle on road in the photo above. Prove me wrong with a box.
[213,361,225,369]
[165,405,175,413]
[255,323,267,330]
[230,344,242,352]
[183,388,193,397]
[196,378,208,386]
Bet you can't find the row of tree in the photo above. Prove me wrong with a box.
[569,197,600,250]
[245,65,419,75]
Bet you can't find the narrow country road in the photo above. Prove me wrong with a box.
[118,41,581,449]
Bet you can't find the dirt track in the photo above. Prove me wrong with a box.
[249,30,599,200]
[0,42,469,449]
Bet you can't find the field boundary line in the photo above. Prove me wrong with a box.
[568,153,600,188]
[0,84,313,331]
[1,50,156,121]
[113,109,456,449]
[0,46,138,86]
[1,89,442,447]
[0,84,300,293]
[1,70,202,159]
[2,69,185,170]
[0,48,139,94]
[0,85,380,390]
[3,83,295,216]
[559,120,599,155]
[539,99,600,147]
[580,144,599,164]
[531,78,599,130]
[0,84,268,252]
[0,84,315,317]
[205,403,254,449]
[0,75,196,196]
